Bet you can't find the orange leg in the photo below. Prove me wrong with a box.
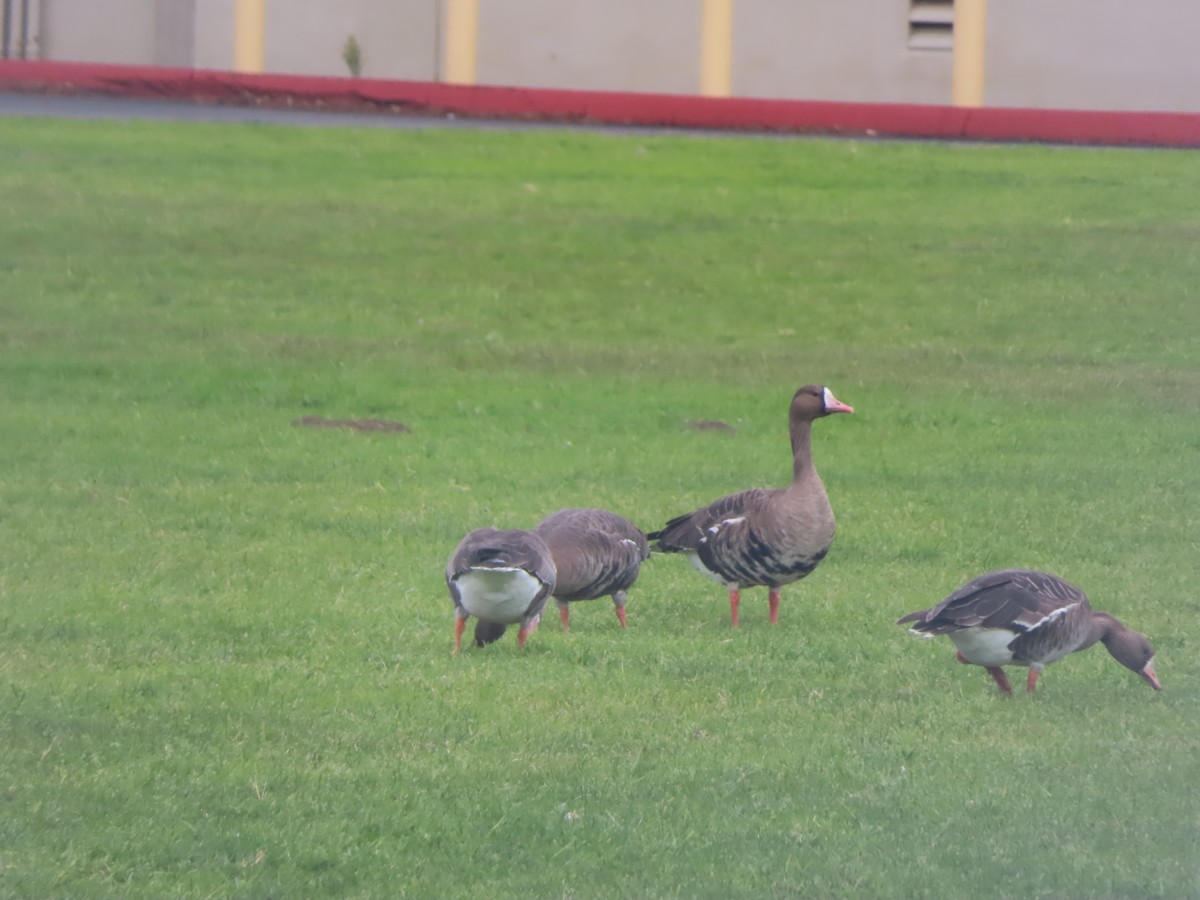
[768,589,781,624]
[1026,669,1040,694]
[986,666,1014,695]
[517,616,540,649]
[729,589,741,628]
[454,615,467,653]
[957,651,1014,695]
[559,604,570,632]
[614,605,627,629]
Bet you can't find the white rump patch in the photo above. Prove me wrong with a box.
[947,627,1018,667]
[456,567,541,622]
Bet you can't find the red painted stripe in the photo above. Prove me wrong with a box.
[2,59,1198,148]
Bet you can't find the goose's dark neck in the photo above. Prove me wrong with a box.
[789,419,814,483]
[1082,611,1117,653]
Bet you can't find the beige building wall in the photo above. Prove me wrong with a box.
[24,0,1200,113]
[153,0,195,67]
[476,0,701,95]
[34,0,436,78]
[261,0,438,80]
[192,1,237,71]
[734,1,952,105]
[39,0,157,64]
[986,0,1200,112]
[39,0,223,68]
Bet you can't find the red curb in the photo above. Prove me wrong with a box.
[2,59,1198,148]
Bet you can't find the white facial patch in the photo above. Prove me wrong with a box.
[822,386,836,409]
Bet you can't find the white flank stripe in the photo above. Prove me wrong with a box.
[708,516,745,535]
[1021,602,1079,632]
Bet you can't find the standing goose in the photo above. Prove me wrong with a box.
[648,384,853,627]
[897,568,1162,694]
[534,507,651,631]
[445,528,556,651]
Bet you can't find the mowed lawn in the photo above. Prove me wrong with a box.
[1,111,1198,899]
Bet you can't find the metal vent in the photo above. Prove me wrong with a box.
[908,0,954,51]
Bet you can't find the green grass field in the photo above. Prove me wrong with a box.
[2,112,1198,899]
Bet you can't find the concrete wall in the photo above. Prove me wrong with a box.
[734,1,952,105]
[153,0,195,67]
[262,0,437,80]
[477,0,700,94]
[986,0,1200,112]
[24,0,1200,113]
[192,0,236,71]
[39,0,156,64]
[35,0,437,78]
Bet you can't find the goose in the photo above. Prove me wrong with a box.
[534,507,651,631]
[445,528,556,651]
[648,384,853,627]
[897,568,1162,694]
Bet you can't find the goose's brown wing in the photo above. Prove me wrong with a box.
[898,569,1088,635]
[649,488,775,553]
[536,508,649,601]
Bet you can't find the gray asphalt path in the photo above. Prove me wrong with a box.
[0,88,533,130]
[0,88,783,141]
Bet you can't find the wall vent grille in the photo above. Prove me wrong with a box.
[908,0,954,51]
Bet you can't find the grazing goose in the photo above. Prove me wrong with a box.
[648,384,853,627]
[445,528,556,651]
[534,507,651,631]
[897,568,1162,694]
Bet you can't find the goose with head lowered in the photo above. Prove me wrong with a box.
[648,384,853,627]
[897,568,1162,695]
[445,528,556,651]
[534,507,651,631]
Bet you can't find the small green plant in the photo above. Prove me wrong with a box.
[342,34,362,77]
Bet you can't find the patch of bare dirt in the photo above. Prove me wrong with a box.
[687,420,736,432]
[292,416,410,433]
